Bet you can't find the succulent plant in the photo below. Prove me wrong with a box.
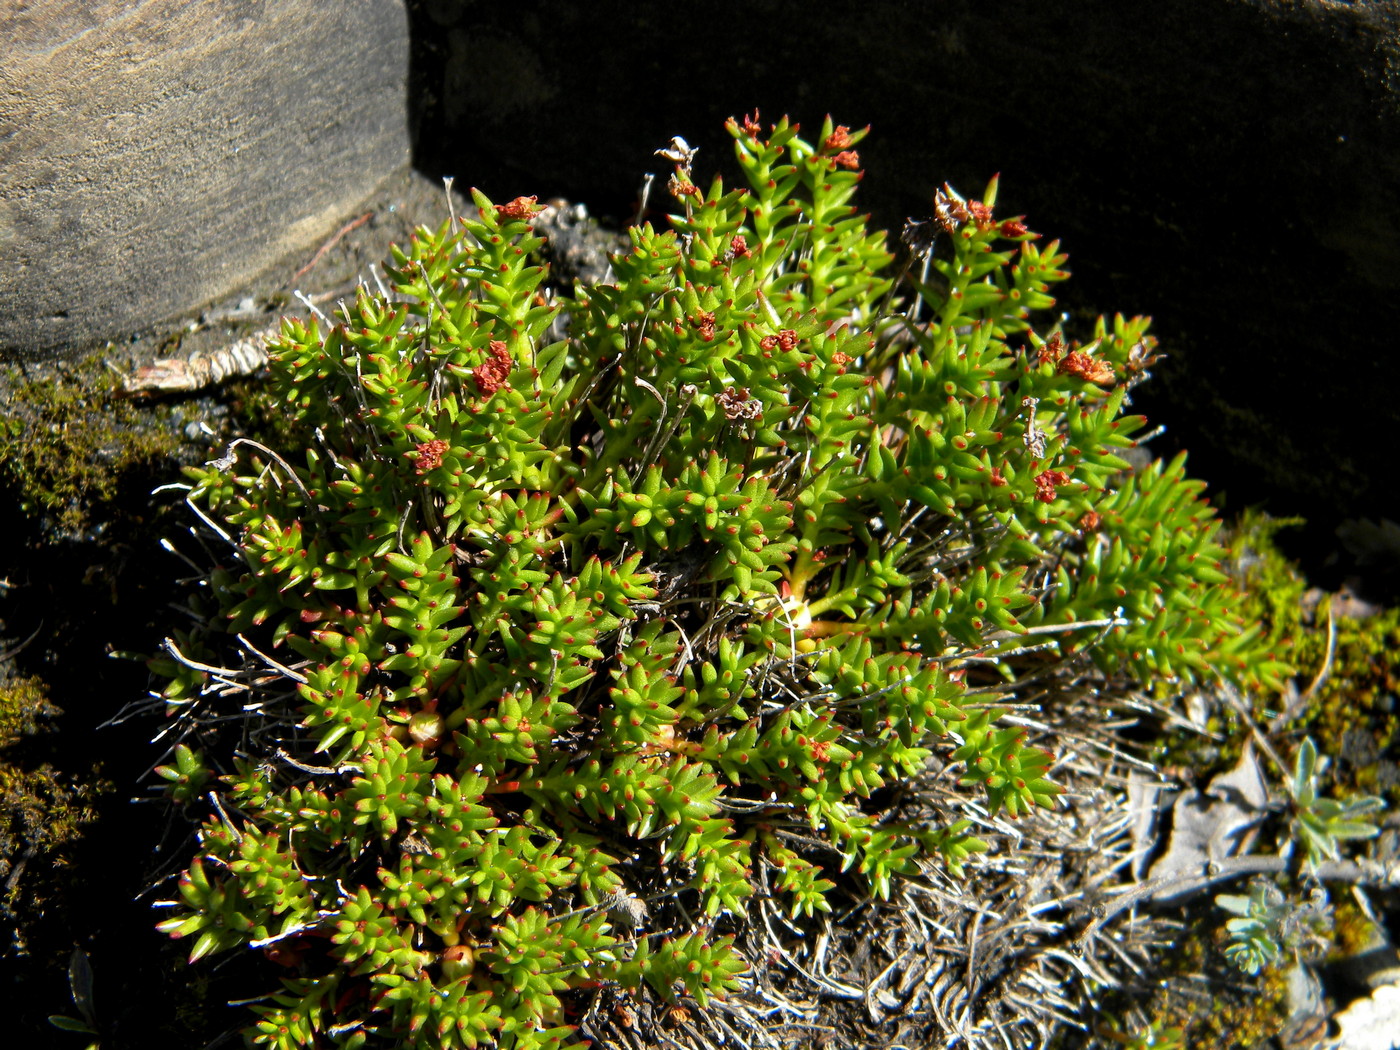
[145,114,1285,1048]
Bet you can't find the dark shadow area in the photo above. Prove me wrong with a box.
[0,468,241,1048]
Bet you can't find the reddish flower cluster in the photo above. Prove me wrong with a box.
[759,328,799,353]
[967,200,995,229]
[988,466,1008,487]
[728,234,751,258]
[741,109,762,137]
[1034,469,1071,503]
[832,150,860,170]
[999,219,1029,238]
[824,125,854,152]
[692,312,717,342]
[495,195,542,221]
[413,439,450,474]
[1080,509,1102,532]
[716,386,762,421]
[1059,350,1116,386]
[473,340,512,395]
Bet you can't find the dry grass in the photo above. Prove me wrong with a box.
[573,679,1192,1050]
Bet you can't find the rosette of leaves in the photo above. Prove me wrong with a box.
[1288,737,1383,866]
[1216,880,1333,976]
[145,114,1285,1048]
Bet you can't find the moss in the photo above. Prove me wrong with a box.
[1,349,181,536]
[1150,511,1400,805]
[1326,893,1378,962]
[1230,512,1400,805]
[1144,908,1292,1049]
[0,675,111,957]
[0,674,57,743]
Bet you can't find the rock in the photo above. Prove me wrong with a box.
[406,0,1400,537]
[0,0,409,355]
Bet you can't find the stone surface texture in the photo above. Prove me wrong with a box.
[0,0,409,354]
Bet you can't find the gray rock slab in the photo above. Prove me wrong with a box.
[0,0,410,356]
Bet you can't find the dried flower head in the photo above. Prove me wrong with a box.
[667,173,700,200]
[655,135,698,168]
[824,125,854,152]
[692,312,717,342]
[1036,332,1066,367]
[716,386,762,421]
[1126,338,1164,375]
[1059,349,1116,386]
[933,185,970,234]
